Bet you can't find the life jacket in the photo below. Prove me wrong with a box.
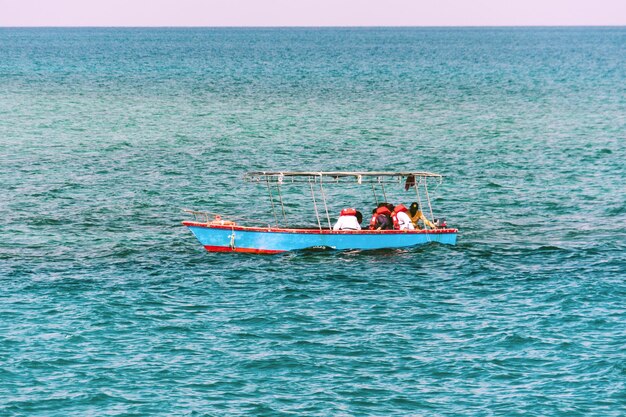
[340,208,357,216]
[369,214,377,230]
[391,204,408,230]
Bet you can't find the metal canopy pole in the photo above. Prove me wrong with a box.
[276,184,287,225]
[371,184,379,205]
[380,180,388,202]
[414,177,423,210]
[319,175,332,230]
[424,179,435,222]
[309,182,322,231]
[266,178,279,226]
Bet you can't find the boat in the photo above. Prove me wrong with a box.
[183,171,458,254]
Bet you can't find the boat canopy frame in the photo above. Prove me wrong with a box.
[243,171,444,232]
[244,171,443,184]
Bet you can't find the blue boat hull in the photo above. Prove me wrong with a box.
[183,222,457,254]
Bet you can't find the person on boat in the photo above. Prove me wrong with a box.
[409,202,436,229]
[369,204,387,229]
[392,204,415,230]
[369,206,393,230]
[333,208,361,231]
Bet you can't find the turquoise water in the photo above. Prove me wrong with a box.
[1,27,625,415]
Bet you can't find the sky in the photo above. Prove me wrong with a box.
[0,0,625,26]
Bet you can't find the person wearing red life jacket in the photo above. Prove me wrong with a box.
[333,208,361,230]
[392,204,415,230]
[369,206,393,230]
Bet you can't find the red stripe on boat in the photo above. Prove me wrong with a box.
[203,245,286,254]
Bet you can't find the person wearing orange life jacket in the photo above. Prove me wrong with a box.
[333,208,361,231]
[392,204,415,230]
[369,205,393,230]
[409,202,436,229]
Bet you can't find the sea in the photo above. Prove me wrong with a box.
[0,27,625,416]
